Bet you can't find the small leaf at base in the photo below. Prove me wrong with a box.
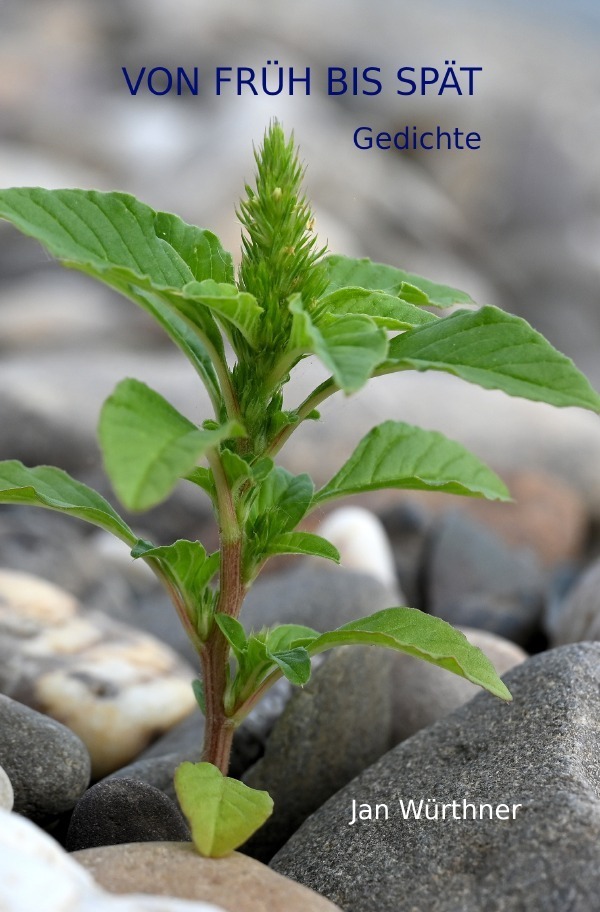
[175,761,273,857]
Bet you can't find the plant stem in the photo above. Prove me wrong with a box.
[265,376,339,458]
[201,451,246,773]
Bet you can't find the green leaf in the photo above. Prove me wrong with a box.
[319,287,437,330]
[266,531,340,563]
[215,614,248,657]
[176,280,263,349]
[264,624,320,653]
[0,189,232,401]
[99,378,245,511]
[314,421,510,506]
[308,607,512,701]
[269,647,312,685]
[192,679,206,715]
[153,211,234,283]
[249,467,314,533]
[131,539,219,594]
[323,255,475,307]
[0,461,136,544]
[288,295,387,394]
[132,292,222,408]
[383,306,600,412]
[0,188,233,289]
[175,761,273,857]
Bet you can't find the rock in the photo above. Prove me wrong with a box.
[241,564,397,634]
[548,557,600,645]
[0,694,90,824]
[0,808,227,911]
[0,569,196,777]
[108,679,292,801]
[272,644,600,912]
[73,842,342,912]
[0,764,14,811]
[378,500,433,607]
[242,646,394,862]
[315,507,401,594]
[464,470,589,569]
[425,511,544,645]
[390,627,527,744]
[66,778,190,852]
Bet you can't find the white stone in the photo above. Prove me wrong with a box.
[0,765,14,812]
[0,809,227,912]
[317,506,400,594]
[0,570,197,778]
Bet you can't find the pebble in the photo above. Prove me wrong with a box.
[0,694,90,824]
[73,841,343,912]
[66,778,190,852]
[242,646,394,862]
[315,506,401,594]
[241,563,398,634]
[547,557,600,646]
[463,470,589,569]
[0,569,196,777]
[0,808,227,912]
[0,764,14,811]
[272,644,600,911]
[424,511,544,646]
[389,627,527,744]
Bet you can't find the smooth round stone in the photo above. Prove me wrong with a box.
[73,842,343,912]
[66,778,190,851]
[315,506,401,593]
[0,764,14,811]
[0,694,90,823]
[0,809,227,912]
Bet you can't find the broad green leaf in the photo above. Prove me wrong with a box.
[309,607,512,700]
[266,531,340,564]
[0,188,233,289]
[384,306,600,412]
[175,762,273,857]
[153,211,234,283]
[131,539,219,594]
[176,280,263,348]
[288,295,387,394]
[0,189,231,401]
[99,378,245,511]
[0,461,136,544]
[319,287,437,330]
[314,421,510,506]
[323,255,475,307]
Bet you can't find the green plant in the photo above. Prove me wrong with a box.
[0,123,598,856]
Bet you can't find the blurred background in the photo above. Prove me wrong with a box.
[1,0,600,518]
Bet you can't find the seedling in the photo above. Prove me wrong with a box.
[0,124,598,855]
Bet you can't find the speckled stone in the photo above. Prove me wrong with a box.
[0,694,90,824]
[73,842,343,912]
[0,569,196,777]
[272,644,600,912]
[242,646,394,862]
